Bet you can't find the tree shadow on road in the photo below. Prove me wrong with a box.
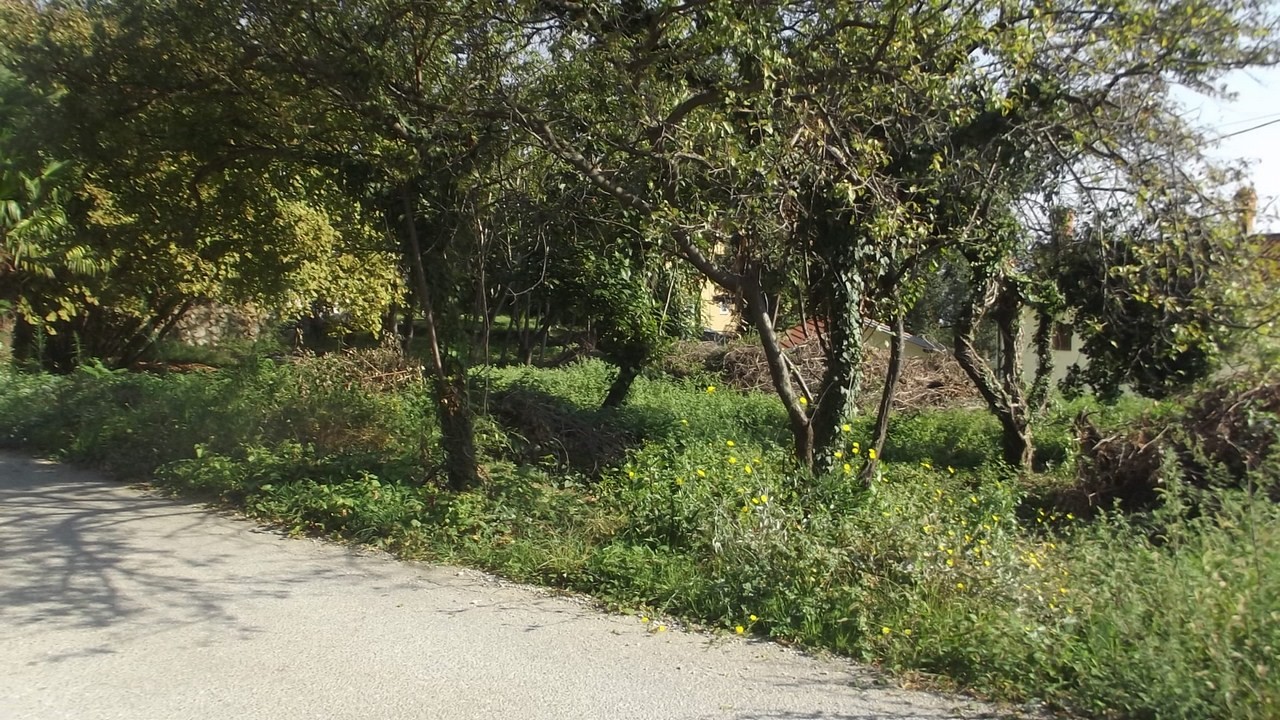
[0,454,416,663]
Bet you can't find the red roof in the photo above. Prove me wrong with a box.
[779,318,826,349]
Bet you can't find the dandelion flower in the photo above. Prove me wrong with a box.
[743,465,753,475]
[749,615,758,622]
[696,469,706,478]
[726,440,736,447]
[759,494,769,503]
[728,456,738,464]
[675,477,684,486]
[706,385,717,394]
[903,629,912,636]
[921,461,933,470]
[956,582,965,590]
[841,423,852,433]
[641,616,649,623]
[680,418,689,426]
[798,396,808,405]
[868,449,877,460]
[881,626,892,635]
[735,625,745,635]
[947,466,955,474]
[833,450,844,459]
[843,463,852,474]
[657,625,667,632]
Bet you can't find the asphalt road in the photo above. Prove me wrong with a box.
[0,452,1008,720]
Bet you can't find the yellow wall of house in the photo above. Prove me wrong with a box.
[700,282,737,334]
[1011,311,1086,386]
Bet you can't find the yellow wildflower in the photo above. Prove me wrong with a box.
[675,477,684,486]
[921,461,932,470]
[833,450,844,459]
[706,385,717,394]
[726,440,736,447]
[798,396,808,405]
[680,418,689,426]
[956,582,965,590]
[881,626,892,635]
[735,625,745,635]
[696,469,706,478]
[868,449,877,460]
[759,494,769,504]
[843,463,852,474]
[947,466,955,474]
[743,465,753,475]
[728,456,738,464]
[903,629,912,637]
[841,423,852,433]
[749,615,758,622]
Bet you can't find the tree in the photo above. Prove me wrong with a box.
[1056,197,1259,401]
[3,1,403,370]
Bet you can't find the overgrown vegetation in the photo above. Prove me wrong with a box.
[3,0,1278,716]
[2,353,1275,719]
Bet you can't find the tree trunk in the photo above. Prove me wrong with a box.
[812,268,864,470]
[998,413,1034,469]
[401,188,480,492]
[118,298,195,368]
[601,361,641,409]
[862,313,904,482]
[952,273,1036,472]
[744,274,813,469]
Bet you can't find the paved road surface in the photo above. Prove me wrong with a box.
[0,452,1009,720]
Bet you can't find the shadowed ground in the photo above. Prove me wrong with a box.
[0,452,1013,720]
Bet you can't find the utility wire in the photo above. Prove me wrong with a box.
[1217,116,1280,140]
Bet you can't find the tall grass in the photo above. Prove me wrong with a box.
[0,357,1273,718]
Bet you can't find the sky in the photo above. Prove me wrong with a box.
[1174,65,1280,233]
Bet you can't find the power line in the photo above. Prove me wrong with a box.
[1217,111,1280,128]
[1217,116,1280,140]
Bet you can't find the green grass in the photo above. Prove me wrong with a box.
[1,355,1275,719]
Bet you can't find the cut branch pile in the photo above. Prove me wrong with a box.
[1071,370,1280,514]
[292,341,425,393]
[714,340,980,411]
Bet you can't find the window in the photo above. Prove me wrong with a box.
[1052,323,1073,352]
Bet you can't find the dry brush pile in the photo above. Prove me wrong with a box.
[713,340,980,411]
[1071,371,1280,513]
